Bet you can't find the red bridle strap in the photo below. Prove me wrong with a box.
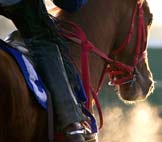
[112,4,138,55]
[134,4,146,65]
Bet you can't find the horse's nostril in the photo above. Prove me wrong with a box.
[118,78,154,103]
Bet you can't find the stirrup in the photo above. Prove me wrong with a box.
[65,125,97,142]
[66,128,87,135]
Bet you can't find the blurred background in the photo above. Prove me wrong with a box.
[146,0,162,105]
[0,0,162,142]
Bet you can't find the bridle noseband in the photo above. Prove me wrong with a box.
[59,0,147,129]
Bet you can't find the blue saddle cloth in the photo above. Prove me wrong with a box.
[0,39,47,109]
[0,39,97,133]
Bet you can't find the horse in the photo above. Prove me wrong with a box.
[0,0,154,141]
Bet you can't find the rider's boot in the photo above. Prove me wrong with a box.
[0,0,92,141]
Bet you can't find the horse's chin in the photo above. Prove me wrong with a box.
[116,75,155,104]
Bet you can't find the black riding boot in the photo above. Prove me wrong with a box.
[0,0,86,141]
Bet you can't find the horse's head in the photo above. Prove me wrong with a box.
[109,0,154,103]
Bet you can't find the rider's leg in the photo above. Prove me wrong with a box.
[0,0,87,141]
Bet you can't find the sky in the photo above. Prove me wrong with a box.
[147,0,162,47]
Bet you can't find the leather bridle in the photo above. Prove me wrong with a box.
[107,1,147,86]
[60,0,147,130]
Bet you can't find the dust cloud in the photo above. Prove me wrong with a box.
[98,102,162,142]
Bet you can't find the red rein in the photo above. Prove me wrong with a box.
[60,2,146,130]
